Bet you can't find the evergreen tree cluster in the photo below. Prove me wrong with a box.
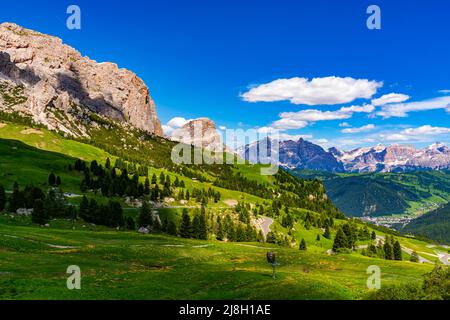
[79,196,125,228]
[359,234,403,261]
[2,182,75,225]
[332,221,385,254]
[74,159,175,200]
[265,231,291,246]
[188,187,221,205]
[175,208,262,243]
[213,167,274,199]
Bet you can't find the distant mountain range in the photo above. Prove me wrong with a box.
[332,142,450,173]
[238,137,450,173]
[238,137,345,172]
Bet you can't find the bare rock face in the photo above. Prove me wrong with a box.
[0,23,162,136]
[171,118,226,151]
[239,137,345,172]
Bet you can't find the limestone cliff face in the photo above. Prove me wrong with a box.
[171,118,226,151]
[0,23,162,136]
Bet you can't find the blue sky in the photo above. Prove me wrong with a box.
[2,0,450,150]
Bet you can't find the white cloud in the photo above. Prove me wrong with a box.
[376,96,450,118]
[162,125,175,135]
[163,117,191,135]
[381,125,450,141]
[342,124,376,134]
[271,104,374,129]
[339,122,351,127]
[254,127,313,142]
[167,117,189,128]
[312,138,329,148]
[218,125,227,130]
[271,118,309,130]
[256,126,279,134]
[339,104,375,113]
[241,76,382,105]
[371,93,410,106]
[438,89,450,94]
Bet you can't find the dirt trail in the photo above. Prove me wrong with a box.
[261,217,273,239]
[0,233,79,249]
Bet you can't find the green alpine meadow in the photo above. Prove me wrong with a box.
[0,3,450,302]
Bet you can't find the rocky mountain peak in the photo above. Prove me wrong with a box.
[0,22,163,137]
[171,117,227,151]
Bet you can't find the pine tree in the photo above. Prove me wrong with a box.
[48,173,56,186]
[199,208,208,240]
[342,222,356,249]
[266,231,276,244]
[105,157,111,169]
[216,217,224,241]
[384,241,393,260]
[257,230,265,243]
[126,217,136,230]
[79,196,90,221]
[161,218,168,232]
[371,231,377,241]
[180,209,192,238]
[316,234,321,242]
[167,220,178,236]
[228,224,237,242]
[144,178,150,195]
[236,224,246,242]
[192,214,201,239]
[299,238,307,251]
[137,201,152,227]
[151,173,157,184]
[32,199,48,225]
[323,225,331,239]
[332,228,348,252]
[246,224,256,242]
[56,176,61,186]
[410,251,420,263]
[393,240,402,261]
[109,201,124,227]
[368,243,377,257]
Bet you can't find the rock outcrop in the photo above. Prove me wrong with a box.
[0,23,162,137]
[171,118,226,151]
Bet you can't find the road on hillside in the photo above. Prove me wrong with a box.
[376,235,433,264]
[261,217,273,239]
[437,253,450,265]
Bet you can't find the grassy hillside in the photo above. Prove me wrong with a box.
[0,218,434,300]
[0,118,446,300]
[0,122,267,208]
[402,203,450,244]
[293,170,450,217]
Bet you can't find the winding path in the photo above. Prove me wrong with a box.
[437,253,450,265]
[261,217,273,239]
